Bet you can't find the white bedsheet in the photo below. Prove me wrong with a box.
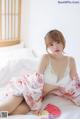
[42,95,80,119]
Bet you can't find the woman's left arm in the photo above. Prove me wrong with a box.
[70,57,79,80]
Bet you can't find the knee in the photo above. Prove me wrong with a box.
[0,104,12,114]
[0,96,23,114]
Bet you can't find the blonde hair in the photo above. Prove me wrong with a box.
[44,29,66,51]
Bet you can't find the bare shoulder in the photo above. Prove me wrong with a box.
[40,54,49,62]
[37,54,49,73]
[64,55,76,67]
[66,56,76,70]
[69,56,76,65]
[69,56,75,60]
[64,55,74,60]
[39,54,49,67]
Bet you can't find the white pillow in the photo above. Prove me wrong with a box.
[0,58,39,87]
[0,48,37,70]
[0,48,39,87]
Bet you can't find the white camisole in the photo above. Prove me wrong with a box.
[43,57,71,86]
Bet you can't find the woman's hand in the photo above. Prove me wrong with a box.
[32,110,40,115]
[72,74,79,80]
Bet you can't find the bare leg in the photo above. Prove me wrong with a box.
[0,95,23,114]
[11,100,30,115]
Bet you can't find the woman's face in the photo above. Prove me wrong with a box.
[47,41,64,55]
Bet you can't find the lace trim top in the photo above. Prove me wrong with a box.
[43,57,71,86]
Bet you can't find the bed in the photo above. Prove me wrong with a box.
[0,48,80,119]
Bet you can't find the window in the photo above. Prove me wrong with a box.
[0,0,22,47]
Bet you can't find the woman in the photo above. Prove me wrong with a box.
[0,29,79,115]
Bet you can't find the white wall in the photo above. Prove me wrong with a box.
[22,0,80,73]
